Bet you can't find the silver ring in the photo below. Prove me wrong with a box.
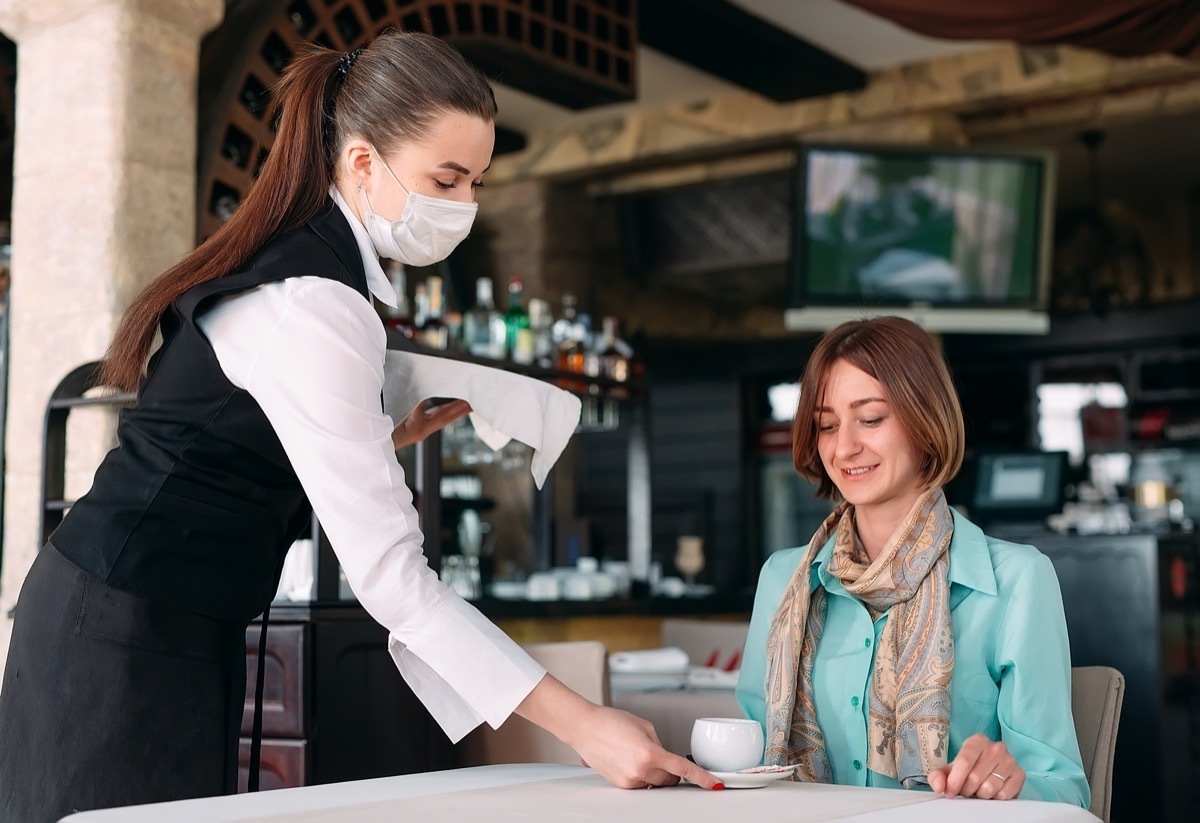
[644,782,653,789]
[990,771,1006,782]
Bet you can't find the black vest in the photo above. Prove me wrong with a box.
[52,202,372,622]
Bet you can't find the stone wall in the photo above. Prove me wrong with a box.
[0,0,223,674]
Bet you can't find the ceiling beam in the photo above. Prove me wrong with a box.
[962,74,1200,139]
[638,0,867,102]
[490,44,1200,184]
[583,114,965,197]
[494,124,528,156]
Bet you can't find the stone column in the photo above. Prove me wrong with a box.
[0,0,224,670]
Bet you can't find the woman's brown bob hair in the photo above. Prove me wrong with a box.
[792,316,964,500]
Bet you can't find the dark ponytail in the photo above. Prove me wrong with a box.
[101,31,496,392]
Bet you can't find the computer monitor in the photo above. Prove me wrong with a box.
[971,451,1069,527]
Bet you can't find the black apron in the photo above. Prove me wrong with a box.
[0,546,247,823]
[0,203,371,821]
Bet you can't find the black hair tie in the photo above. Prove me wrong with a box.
[335,48,363,83]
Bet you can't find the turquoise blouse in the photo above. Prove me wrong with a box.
[735,510,1090,807]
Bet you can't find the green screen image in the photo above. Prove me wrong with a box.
[803,149,1045,307]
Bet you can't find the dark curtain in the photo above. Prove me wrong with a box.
[844,1,1200,59]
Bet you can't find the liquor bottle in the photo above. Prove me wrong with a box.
[504,276,530,361]
[572,312,597,376]
[463,277,507,359]
[444,310,464,352]
[557,299,588,374]
[598,316,631,385]
[551,291,578,349]
[380,260,416,338]
[413,282,429,331]
[419,276,449,350]
[512,328,536,366]
[528,298,555,369]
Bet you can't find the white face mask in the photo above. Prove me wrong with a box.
[357,146,478,266]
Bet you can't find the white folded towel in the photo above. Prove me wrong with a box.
[608,646,691,675]
[382,351,582,489]
[687,666,741,690]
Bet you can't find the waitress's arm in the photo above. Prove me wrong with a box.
[198,277,718,790]
[199,277,544,739]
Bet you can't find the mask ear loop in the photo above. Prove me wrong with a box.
[368,143,413,197]
[356,177,376,213]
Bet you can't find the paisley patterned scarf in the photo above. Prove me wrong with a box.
[763,488,955,787]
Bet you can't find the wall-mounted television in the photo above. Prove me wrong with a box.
[785,143,1055,334]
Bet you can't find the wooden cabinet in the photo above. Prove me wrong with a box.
[237,739,306,793]
[237,608,456,792]
[239,622,309,790]
[243,622,307,738]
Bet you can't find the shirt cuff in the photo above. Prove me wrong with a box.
[1018,773,1089,806]
[387,596,546,743]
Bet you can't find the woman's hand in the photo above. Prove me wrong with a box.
[927,733,1025,800]
[392,399,471,450]
[516,674,724,791]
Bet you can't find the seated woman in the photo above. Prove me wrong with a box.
[736,316,1088,805]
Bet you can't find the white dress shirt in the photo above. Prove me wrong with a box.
[195,190,546,742]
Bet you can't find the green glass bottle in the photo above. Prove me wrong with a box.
[504,276,531,362]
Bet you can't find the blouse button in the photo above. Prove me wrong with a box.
[864,637,872,648]
[853,760,863,771]
[850,696,860,707]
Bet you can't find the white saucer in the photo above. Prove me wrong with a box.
[693,765,796,789]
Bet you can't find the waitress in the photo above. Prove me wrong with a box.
[0,30,718,822]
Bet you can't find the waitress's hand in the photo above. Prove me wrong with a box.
[516,674,724,791]
[569,704,723,791]
[392,400,471,450]
[927,733,1025,800]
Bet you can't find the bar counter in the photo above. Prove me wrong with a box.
[268,591,753,653]
[270,590,752,620]
[471,591,754,619]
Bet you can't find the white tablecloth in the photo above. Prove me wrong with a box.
[61,764,1099,823]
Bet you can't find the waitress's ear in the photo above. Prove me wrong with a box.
[339,138,375,186]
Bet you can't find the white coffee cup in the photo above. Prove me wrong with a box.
[690,717,764,773]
